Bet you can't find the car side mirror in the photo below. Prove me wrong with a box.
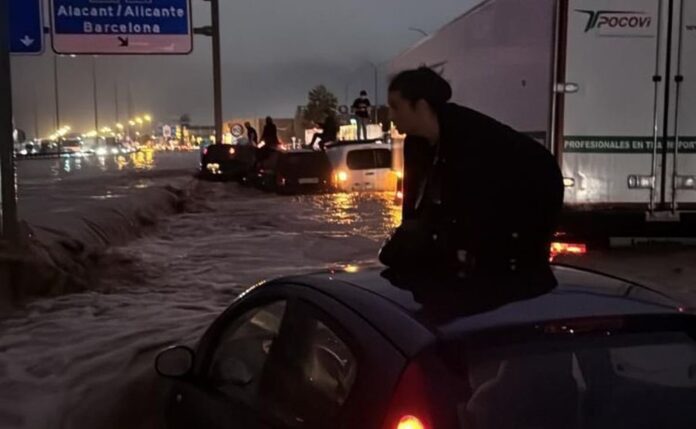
[155,346,195,378]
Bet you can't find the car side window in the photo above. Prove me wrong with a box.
[260,307,357,427]
[207,300,287,398]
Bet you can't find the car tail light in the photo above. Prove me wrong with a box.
[397,416,426,429]
[550,241,587,261]
[229,147,236,156]
[277,176,286,186]
[203,148,208,156]
[382,362,433,429]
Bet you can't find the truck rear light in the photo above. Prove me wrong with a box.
[627,175,655,189]
[382,362,433,429]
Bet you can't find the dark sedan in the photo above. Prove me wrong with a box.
[250,149,334,194]
[200,144,255,180]
[156,265,696,429]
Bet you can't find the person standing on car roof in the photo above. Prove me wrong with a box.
[306,110,338,151]
[261,116,280,149]
[245,122,258,147]
[379,67,564,284]
[352,90,371,141]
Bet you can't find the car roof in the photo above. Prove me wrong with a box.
[278,265,690,351]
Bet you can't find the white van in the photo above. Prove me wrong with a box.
[325,143,397,192]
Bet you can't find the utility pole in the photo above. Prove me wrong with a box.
[53,54,61,129]
[92,56,99,131]
[194,0,223,144]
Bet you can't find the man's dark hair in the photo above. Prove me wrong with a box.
[360,90,367,96]
[388,67,452,108]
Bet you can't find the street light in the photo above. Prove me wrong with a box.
[116,123,124,130]
[144,114,152,122]
[128,120,136,126]
[135,117,143,125]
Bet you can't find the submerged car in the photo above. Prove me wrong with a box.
[200,144,255,180]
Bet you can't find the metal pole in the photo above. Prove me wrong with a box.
[114,81,119,124]
[211,0,223,143]
[53,55,60,129]
[127,81,133,139]
[0,0,19,244]
[374,64,379,107]
[33,87,40,139]
[92,56,99,131]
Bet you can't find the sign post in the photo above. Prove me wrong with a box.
[51,0,193,55]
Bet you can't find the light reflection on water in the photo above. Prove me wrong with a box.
[305,191,402,241]
[44,149,157,178]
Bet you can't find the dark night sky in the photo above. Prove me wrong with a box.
[10,0,475,137]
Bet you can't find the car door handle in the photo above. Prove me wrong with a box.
[365,172,375,176]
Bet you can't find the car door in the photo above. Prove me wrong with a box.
[372,147,394,191]
[166,298,292,429]
[256,287,406,429]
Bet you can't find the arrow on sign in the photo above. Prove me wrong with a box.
[20,35,35,47]
[118,36,129,47]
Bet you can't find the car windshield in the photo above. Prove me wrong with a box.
[453,330,696,429]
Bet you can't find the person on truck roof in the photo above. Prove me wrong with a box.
[379,67,564,284]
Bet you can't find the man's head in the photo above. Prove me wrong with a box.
[360,90,368,99]
[388,67,452,136]
[244,121,251,128]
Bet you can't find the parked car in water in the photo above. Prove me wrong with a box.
[155,264,696,429]
[326,142,397,192]
[200,143,255,180]
[251,149,334,194]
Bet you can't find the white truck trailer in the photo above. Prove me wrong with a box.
[389,0,696,244]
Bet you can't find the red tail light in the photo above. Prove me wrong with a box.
[397,415,426,429]
[382,362,433,429]
[203,148,208,156]
[550,242,588,261]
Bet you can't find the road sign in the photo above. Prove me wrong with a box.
[230,123,244,138]
[51,0,192,55]
[162,124,172,138]
[9,0,44,55]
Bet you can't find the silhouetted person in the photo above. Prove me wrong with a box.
[261,116,279,148]
[245,122,258,147]
[307,111,338,151]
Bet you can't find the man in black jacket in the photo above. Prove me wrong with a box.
[379,67,564,283]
